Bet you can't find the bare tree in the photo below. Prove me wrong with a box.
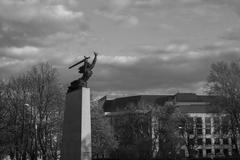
[207,60,240,156]
[151,104,184,159]
[0,63,65,160]
[3,73,33,160]
[0,80,13,159]
[26,63,65,160]
[178,114,198,158]
[114,111,152,159]
[111,102,184,159]
[91,100,118,158]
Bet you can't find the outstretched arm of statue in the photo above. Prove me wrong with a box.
[90,52,98,69]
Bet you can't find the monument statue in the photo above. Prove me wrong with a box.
[61,52,96,160]
[68,52,98,92]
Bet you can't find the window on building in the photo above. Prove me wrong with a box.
[205,117,211,124]
[196,117,202,123]
[215,138,220,145]
[196,117,202,128]
[214,117,220,134]
[197,138,203,145]
[205,119,211,134]
[188,123,194,134]
[206,128,211,135]
[206,138,212,145]
[221,116,230,135]
[189,127,194,134]
[198,149,203,157]
[196,117,203,135]
[232,149,238,156]
[197,129,203,135]
[223,138,228,145]
[214,117,220,124]
[189,138,195,145]
[223,149,229,157]
[205,123,211,128]
[186,118,194,134]
[214,127,220,134]
[215,149,220,155]
[222,128,229,135]
[206,149,212,155]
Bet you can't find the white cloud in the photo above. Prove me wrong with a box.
[0,1,88,37]
[99,55,138,65]
[110,0,131,10]
[95,10,139,27]
[166,44,189,52]
[6,46,39,56]
[221,27,240,41]
[0,46,40,61]
[192,0,240,18]
[0,57,19,68]
[50,5,84,19]
[91,44,240,93]
[96,0,139,27]
[0,0,89,58]
[125,16,139,26]
[0,1,84,22]
[132,43,191,61]
[131,42,240,64]
[134,0,162,8]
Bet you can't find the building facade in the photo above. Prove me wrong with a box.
[102,93,238,158]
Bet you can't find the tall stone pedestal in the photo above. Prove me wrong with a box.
[61,87,91,160]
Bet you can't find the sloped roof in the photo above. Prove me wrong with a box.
[139,95,173,105]
[174,93,215,102]
[178,105,218,113]
[103,95,172,112]
[103,95,141,112]
[103,93,216,113]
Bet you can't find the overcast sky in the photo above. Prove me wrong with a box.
[0,0,240,98]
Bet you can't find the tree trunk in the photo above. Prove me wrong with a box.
[29,152,37,160]
[9,150,15,160]
[232,134,240,156]
[231,116,240,157]
[22,151,27,160]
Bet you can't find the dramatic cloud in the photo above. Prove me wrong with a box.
[0,1,88,47]
[221,27,240,41]
[0,0,91,79]
[89,43,240,95]
[0,0,239,97]
[95,10,139,27]
[198,0,240,18]
[0,46,39,60]
[94,0,140,27]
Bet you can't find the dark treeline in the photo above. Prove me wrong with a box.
[0,63,65,160]
[207,59,240,157]
[0,62,117,160]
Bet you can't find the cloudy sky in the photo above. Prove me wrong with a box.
[0,0,240,97]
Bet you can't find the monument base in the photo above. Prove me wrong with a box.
[61,87,91,160]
